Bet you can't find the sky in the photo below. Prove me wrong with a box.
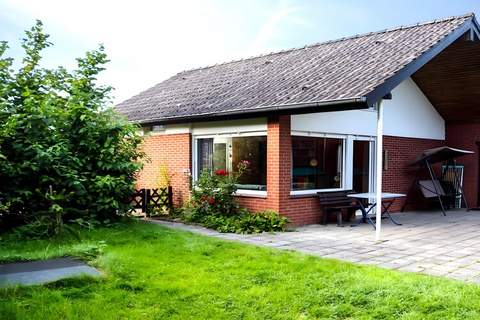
[1,0,479,104]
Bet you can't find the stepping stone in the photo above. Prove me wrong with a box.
[0,257,101,288]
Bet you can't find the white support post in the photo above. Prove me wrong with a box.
[375,100,384,241]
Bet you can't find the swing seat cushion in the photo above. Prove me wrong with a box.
[419,180,445,198]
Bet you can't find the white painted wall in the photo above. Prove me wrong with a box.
[144,117,267,136]
[383,77,445,140]
[291,77,445,140]
[291,109,377,137]
[191,118,267,135]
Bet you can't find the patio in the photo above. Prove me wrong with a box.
[153,209,480,283]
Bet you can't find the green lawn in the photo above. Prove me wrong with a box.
[2,222,480,319]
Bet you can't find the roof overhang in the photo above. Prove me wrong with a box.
[412,30,480,123]
[365,16,480,107]
[139,97,369,126]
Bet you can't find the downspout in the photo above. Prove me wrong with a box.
[375,99,384,241]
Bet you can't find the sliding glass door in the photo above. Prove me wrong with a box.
[353,140,371,193]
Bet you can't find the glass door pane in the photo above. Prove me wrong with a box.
[353,140,370,193]
[197,138,213,175]
[213,140,228,172]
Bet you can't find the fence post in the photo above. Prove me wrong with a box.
[168,186,173,210]
[145,189,151,216]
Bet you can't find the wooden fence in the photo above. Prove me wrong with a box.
[129,187,173,216]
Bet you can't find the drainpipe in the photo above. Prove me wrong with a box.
[375,99,384,241]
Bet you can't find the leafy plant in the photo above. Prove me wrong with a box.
[184,208,288,234]
[0,21,145,236]
[190,160,248,218]
[156,162,173,189]
[183,161,288,233]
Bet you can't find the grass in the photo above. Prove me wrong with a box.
[1,222,480,319]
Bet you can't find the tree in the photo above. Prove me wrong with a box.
[0,21,144,235]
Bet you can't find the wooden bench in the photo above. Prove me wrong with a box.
[317,190,362,226]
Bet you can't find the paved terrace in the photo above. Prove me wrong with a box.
[152,210,480,283]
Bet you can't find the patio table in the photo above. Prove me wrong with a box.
[347,193,406,229]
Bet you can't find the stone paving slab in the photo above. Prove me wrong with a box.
[0,257,101,288]
[151,210,480,284]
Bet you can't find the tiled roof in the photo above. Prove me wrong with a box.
[116,13,475,123]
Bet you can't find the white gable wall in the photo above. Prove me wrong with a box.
[382,77,444,139]
[291,77,445,140]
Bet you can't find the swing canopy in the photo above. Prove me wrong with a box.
[410,146,473,165]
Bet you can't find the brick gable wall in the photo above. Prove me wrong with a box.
[446,123,480,208]
[382,136,444,211]
[136,133,191,206]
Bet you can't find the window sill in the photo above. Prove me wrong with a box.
[290,189,344,197]
[234,190,267,198]
[289,193,318,199]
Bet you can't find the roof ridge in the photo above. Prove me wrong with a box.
[178,12,474,75]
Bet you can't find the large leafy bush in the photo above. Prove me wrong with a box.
[0,21,144,234]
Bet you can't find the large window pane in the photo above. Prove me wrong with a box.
[232,136,267,190]
[292,136,343,190]
[196,136,267,191]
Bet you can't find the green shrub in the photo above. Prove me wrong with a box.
[183,208,288,234]
[235,210,289,233]
[0,21,144,235]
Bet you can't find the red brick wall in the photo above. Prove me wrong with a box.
[236,116,293,215]
[265,117,446,223]
[275,115,322,224]
[265,120,444,223]
[136,121,449,225]
[446,123,480,207]
[383,136,444,211]
[238,115,321,225]
[236,196,270,212]
[136,133,191,206]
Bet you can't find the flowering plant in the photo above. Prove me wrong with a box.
[189,161,250,217]
[214,169,228,176]
[182,161,288,233]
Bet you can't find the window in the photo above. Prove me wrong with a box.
[291,136,344,190]
[196,136,267,190]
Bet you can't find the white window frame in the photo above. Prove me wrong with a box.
[192,131,268,197]
[290,132,376,196]
[349,136,376,194]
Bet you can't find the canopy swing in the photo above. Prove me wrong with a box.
[401,146,473,215]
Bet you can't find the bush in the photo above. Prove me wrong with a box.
[0,21,144,235]
[182,163,288,233]
[184,209,288,234]
[190,161,248,218]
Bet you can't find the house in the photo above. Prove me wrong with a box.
[117,13,480,226]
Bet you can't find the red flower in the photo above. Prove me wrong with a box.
[214,169,228,176]
[208,197,216,205]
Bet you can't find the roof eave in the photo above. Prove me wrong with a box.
[136,97,369,126]
[365,16,480,106]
